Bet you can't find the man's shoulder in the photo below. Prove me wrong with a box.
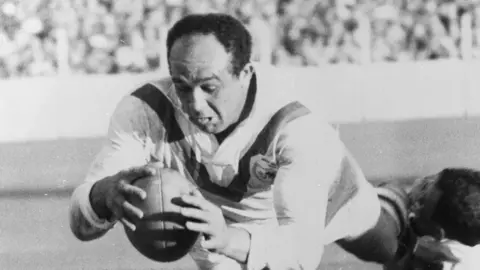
[111,77,182,131]
[279,108,337,143]
[118,77,181,116]
[252,63,322,121]
[128,77,175,101]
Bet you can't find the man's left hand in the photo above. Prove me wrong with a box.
[180,189,230,254]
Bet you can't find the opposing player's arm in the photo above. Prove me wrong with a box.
[238,115,345,270]
[69,95,153,241]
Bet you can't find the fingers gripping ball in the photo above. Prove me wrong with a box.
[124,168,200,262]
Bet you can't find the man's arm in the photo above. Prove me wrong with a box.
[69,181,114,241]
[224,116,345,270]
[69,95,153,241]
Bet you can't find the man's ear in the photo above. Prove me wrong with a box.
[238,62,254,82]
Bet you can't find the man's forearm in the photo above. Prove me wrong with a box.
[89,181,112,220]
[221,226,251,264]
[69,203,110,241]
[69,183,115,241]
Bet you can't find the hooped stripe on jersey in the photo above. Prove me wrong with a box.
[131,84,311,202]
[198,100,311,202]
[324,155,360,226]
[227,101,310,200]
[131,84,199,184]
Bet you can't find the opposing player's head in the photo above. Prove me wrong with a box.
[166,13,254,134]
[400,168,480,269]
[410,168,480,246]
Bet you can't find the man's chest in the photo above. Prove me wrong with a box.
[149,138,280,203]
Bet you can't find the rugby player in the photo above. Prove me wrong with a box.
[385,168,480,270]
[69,13,409,269]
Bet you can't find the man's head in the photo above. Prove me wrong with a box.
[432,168,480,245]
[392,168,480,269]
[166,13,254,134]
[409,168,480,246]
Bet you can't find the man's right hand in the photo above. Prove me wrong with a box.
[89,166,156,231]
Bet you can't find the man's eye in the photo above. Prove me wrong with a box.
[201,85,217,92]
[175,84,191,93]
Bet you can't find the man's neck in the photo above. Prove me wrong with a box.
[215,73,257,144]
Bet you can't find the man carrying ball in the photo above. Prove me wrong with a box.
[69,13,409,269]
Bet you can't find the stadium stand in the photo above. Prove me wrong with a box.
[0,0,480,78]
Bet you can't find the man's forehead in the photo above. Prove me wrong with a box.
[170,58,229,79]
[169,34,231,82]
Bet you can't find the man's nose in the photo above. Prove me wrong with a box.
[187,87,208,114]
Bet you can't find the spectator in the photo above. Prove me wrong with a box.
[0,0,479,78]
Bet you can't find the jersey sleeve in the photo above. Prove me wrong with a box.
[69,94,155,237]
[84,95,154,182]
[240,114,347,270]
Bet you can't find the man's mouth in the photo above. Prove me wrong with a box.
[194,117,212,125]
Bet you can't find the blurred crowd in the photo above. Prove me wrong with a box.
[1,0,480,78]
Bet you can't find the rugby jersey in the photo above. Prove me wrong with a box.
[69,63,373,270]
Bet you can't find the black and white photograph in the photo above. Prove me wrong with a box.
[1,0,480,269]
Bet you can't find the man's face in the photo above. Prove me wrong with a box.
[408,175,446,240]
[168,34,252,134]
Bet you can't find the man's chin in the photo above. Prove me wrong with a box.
[193,122,220,134]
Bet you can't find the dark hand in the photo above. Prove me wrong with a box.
[90,165,156,231]
[180,189,230,254]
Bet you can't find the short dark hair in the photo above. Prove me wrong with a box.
[433,168,480,246]
[166,13,252,77]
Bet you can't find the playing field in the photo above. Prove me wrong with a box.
[0,197,381,270]
[0,141,378,270]
[2,117,480,269]
[0,140,381,270]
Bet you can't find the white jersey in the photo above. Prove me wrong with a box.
[385,240,480,270]
[69,64,381,270]
[442,241,480,270]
